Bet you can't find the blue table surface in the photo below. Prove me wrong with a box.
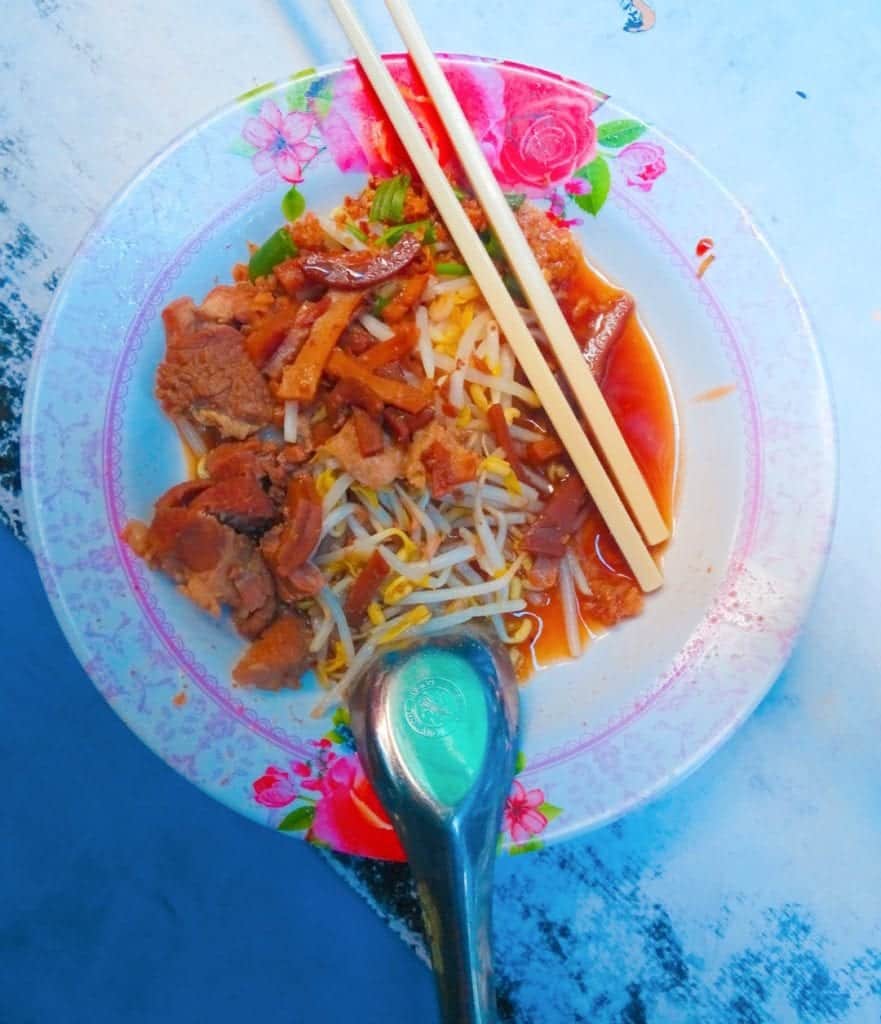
[3,1,881,1021]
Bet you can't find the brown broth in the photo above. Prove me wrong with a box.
[523,255,678,672]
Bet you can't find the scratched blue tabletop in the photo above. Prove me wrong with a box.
[2,2,880,1022]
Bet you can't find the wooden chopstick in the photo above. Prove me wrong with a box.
[326,0,662,592]
[385,0,669,549]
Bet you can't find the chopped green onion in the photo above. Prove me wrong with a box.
[435,261,469,276]
[369,173,411,224]
[423,221,437,245]
[451,184,468,199]
[248,227,298,281]
[505,192,526,211]
[372,292,393,318]
[345,221,369,243]
[481,229,504,262]
[377,220,429,246]
[503,272,524,302]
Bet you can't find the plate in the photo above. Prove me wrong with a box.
[22,55,835,859]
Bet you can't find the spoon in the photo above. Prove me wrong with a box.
[348,626,520,1024]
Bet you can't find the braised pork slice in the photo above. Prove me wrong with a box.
[122,506,276,639]
[156,298,276,440]
[232,614,312,691]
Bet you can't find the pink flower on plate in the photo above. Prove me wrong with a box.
[242,100,319,183]
[494,76,597,194]
[504,780,549,843]
[617,141,667,192]
[252,765,298,808]
[443,62,506,167]
[308,753,405,861]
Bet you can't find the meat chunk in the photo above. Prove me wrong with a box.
[289,212,327,250]
[199,283,273,324]
[344,549,389,623]
[525,554,560,591]
[352,407,384,456]
[204,439,310,500]
[232,614,312,691]
[327,376,385,424]
[156,298,276,440]
[383,406,435,443]
[261,528,325,602]
[578,518,644,626]
[583,294,634,378]
[404,422,477,497]
[321,419,404,489]
[190,474,278,533]
[339,323,376,356]
[155,479,212,510]
[273,257,306,296]
[522,475,591,557]
[204,438,275,482]
[122,506,276,638]
[516,203,583,293]
[260,477,324,602]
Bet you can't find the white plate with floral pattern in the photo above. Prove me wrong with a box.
[22,55,835,860]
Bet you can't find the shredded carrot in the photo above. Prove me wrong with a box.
[487,402,525,478]
[243,300,298,366]
[381,273,429,323]
[325,349,431,414]
[278,291,363,401]
[360,322,418,370]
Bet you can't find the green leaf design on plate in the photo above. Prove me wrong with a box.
[313,80,333,119]
[229,139,257,158]
[332,706,351,727]
[324,728,346,745]
[237,80,277,103]
[539,802,562,822]
[286,79,311,112]
[281,186,306,222]
[510,839,544,855]
[574,156,611,216]
[278,805,316,832]
[288,67,317,82]
[514,751,527,773]
[597,118,647,149]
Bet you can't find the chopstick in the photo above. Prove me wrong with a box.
[385,0,669,549]
[326,0,662,593]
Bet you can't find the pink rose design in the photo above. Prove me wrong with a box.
[617,141,666,192]
[317,67,389,175]
[443,63,506,167]
[252,765,298,808]
[318,61,458,177]
[242,100,319,183]
[494,77,597,193]
[308,753,405,861]
[504,780,548,842]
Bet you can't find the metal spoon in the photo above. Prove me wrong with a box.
[349,627,520,1024]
